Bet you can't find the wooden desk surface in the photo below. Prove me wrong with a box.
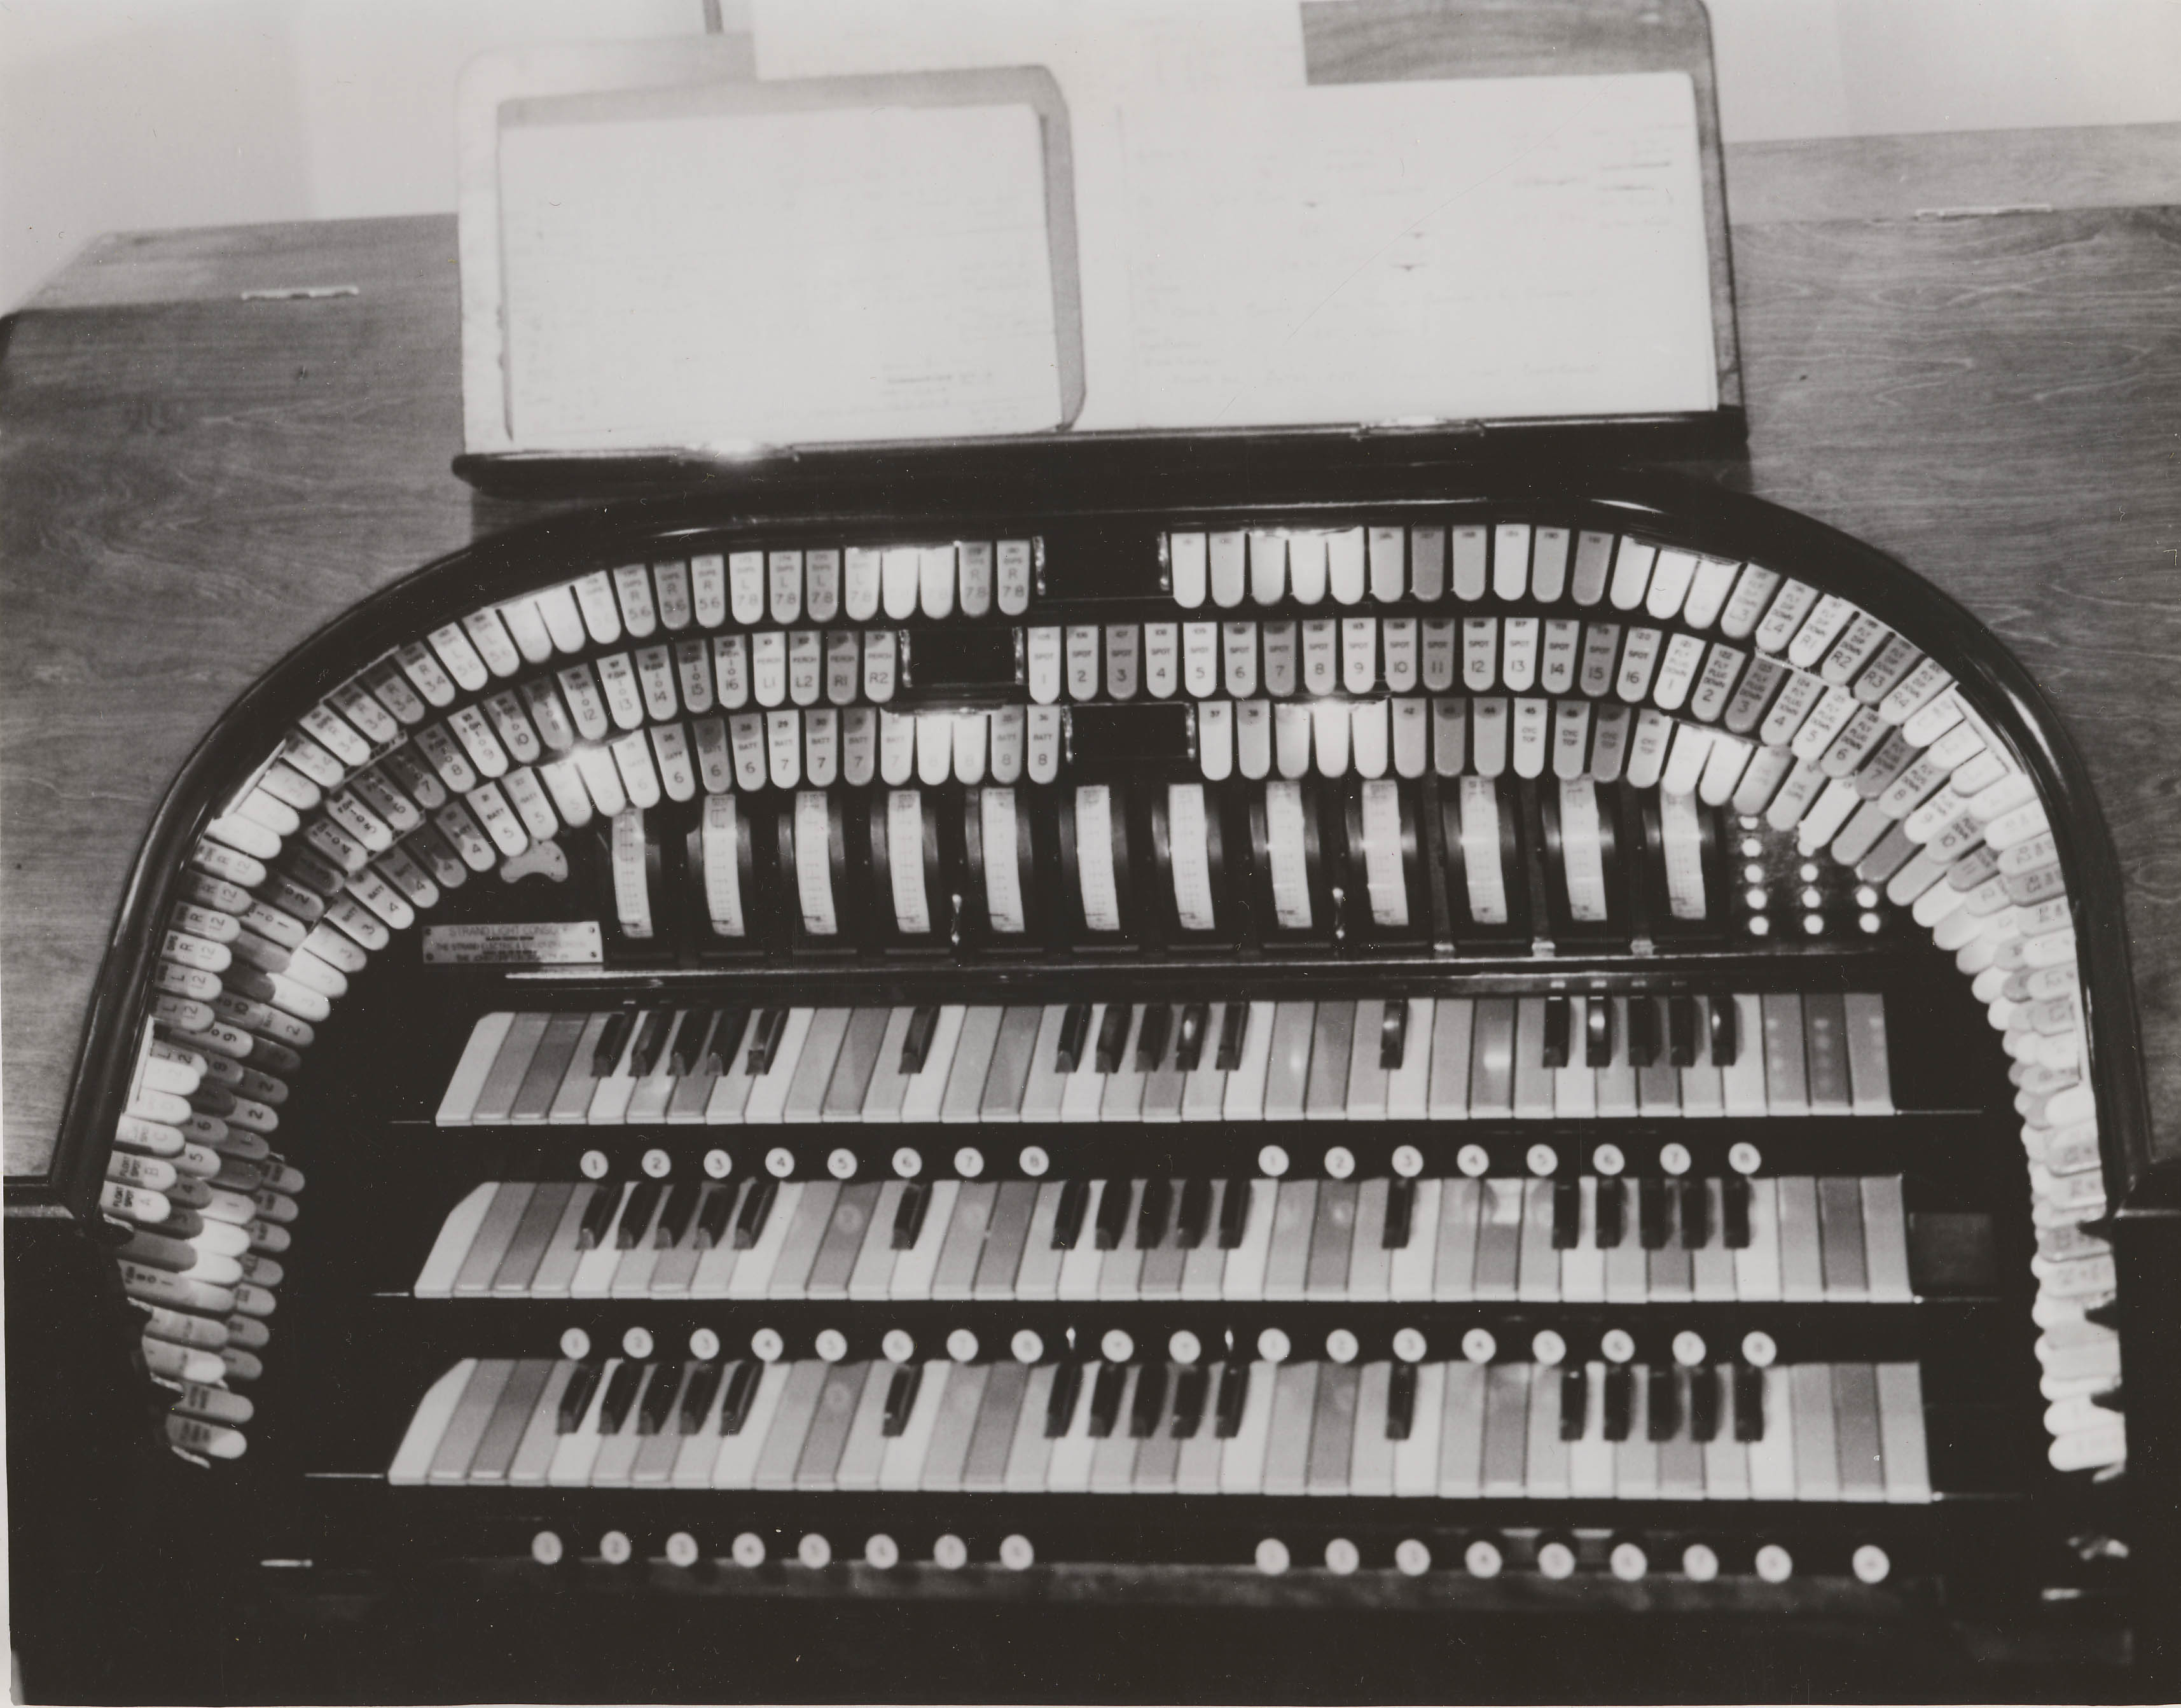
[6,127,2180,1181]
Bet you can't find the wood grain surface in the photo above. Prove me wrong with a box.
[5,137,2179,1180]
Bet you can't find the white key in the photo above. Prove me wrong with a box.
[438,1013,514,1126]
[1056,1182,1107,1300]
[743,1010,815,1124]
[1554,998,1597,1117]
[586,1020,646,1125]
[1386,998,1434,1120]
[714,1361,793,1489]
[1222,1001,1278,1120]
[1219,1363,1277,1492]
[1745,1366,1797,1499]
[415,1184,497,1297]
[546,1358,617,1487]
[1561,1177,1604,1302]
[1735,1178,1782,1300]
[890,1180,959,1300]
[1062,1003,1111,1123]
[726,1181,803,1299]
[1721,995,1768,1113]
[1042,1363,1100,1492]
[1388,1177,1441,1301]
[1568,1364,1614,1496]
[1221,1180,1278,1298]
[1391,1361,1445,1496]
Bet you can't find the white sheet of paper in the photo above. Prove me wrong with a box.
[497,101,1062,448]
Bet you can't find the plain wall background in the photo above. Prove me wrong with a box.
[3,0,2178,312]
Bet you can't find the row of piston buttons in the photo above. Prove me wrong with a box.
[532,1529,1032,1571]
[560,1325,1785,1371]
[581,1140,1771,1183]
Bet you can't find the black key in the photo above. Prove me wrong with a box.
[1585,997,1613,1068]
[1051,1178,1090,1250]
[1710,996,1738,1067]
[629,1008,675,1077]
[1044,1362,1083,1438]
[1668,996,1697,1068]
[1383,1178,1416,1250]
[1722,1176,1752,1249]
[678,1362,723,1433]
[693,1183,738,1251]
[1171,1365,1210,1438]
[598,1360,646,1433]
[1628,997,1661,1069]
[639,1362,684,1434]
[1094,1179,1132,1250]
[1559,1366,1588,1441]
[1380,1000,1408,1071]
[1215,1177,1250,1249]
[878,1363,922,1437]
[592,1010,636,1076]
[1733,1364,1765,1442]
[1603,1364,1633,1441]
[1595,1177,1626,1249]
[1055,1003,1093,1074]
[1215,1003,1249,1071]
[748,1007,789,1074]
[890,1181,932,1251]
[654,1186,697,1249]
[1214,1362,1251,1438]
[719,1360,761,1434]
[1387,1362,1418,1440]
[1542,996,1571,1069]
[1130,1363,1168,1437]
[1647,1365,1679,1441]
[670,1009,716,1076]
[577,1186,623,1251]
[1135,1177,1174,1249]
[616,1181,663,1249]
[1136,1004,1172,1072]
[732,1178,779,1249]
[1552,1180,1582,1249]
[1175,1003,1210,1072]
[1175,1177,1213,1249]
[557,1363,602,1431]
[705,1007,752,1075]
[1088,1363,1129,1437]
[1095,1004,1132,1073]
[1638,1178,1670,1251]
[1679,1178,1709,1250]
[901,1004,940,1074]
[1689,1366,1720,1443]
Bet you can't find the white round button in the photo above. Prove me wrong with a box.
[1326,1328,1359,1365]
[560,1328,592,1361]
[531,1530,564,1566]
[1464,1539,1502,1580]
[1395,1539,1432,1578]
[827,1148,856,1180]
[1748,915,1772,936]
[1602,1329,1637,1364]
[1672,1331,1707,1368]
[1755,1543,1793,1583]
[1019,1145,1049,1177]
[1728,1142,1762,1176]
[1257,1327,1291,1363]
[882,1329,915,1364]
[954,1146,984,1178]
[1537,1541,1577,1580]
[1682,1543,1719,1583]
[1324,1146,1355,1180]
[1259,1144,1290,1177]
[1610,1541,1647,1581]
[1457,1144,1490,1177]
[1532,1330,1567,1367]
[798,1533,832,1569]
[1392,1327,1429,1364]
[642,1148,671,1179]
[1462,1328,1497,1364]
[1255,1538,1291,1576]
[1392,1144,1424,1179]
[1169,1330,1202,1365]
[751,1327,784,1363]
[1593,1144,1625,1176]
[600,1531,632,1566]
[1852,1544,1890,1585]
[622,1326,654,1359]
[1741,1330,1778,1368]
[932,1534,968,1571]
[1100,1328,1135,1364]
[1012,1330,1045,1364]
[815,1328,848,1363]
[580,1149,609,1179]
[765,1147,794,1178]
[1659,1142,1691,1176]
[731,1532,766,1568]
[704,1148,733,1179]
[666,1531,700,1569]
[1000,1534,1035,1572]
[689,1328,721,1361]
[866,1533,899,1569]
[947,1328,981,1363]
[892,1147,922,1178]
[1324,1538,1360,1576]
[1800,862,1821,883]
[1527,1144,1558,1177]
